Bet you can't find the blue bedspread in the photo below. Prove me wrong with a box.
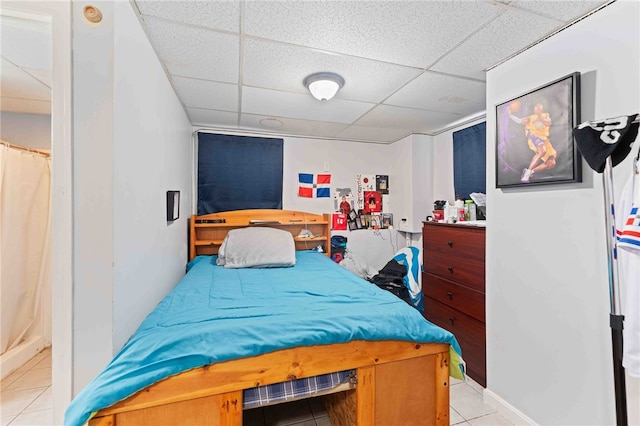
[65,251,463,426]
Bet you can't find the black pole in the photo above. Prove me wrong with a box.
[602,158,628,426]
[610,314,627,426]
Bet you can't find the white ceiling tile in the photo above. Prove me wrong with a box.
[335,125,411,144]
[187,108,238,128]
[1,96,50,115]
[243,38,422,103]
[385,72,486,116]
[242,86,375,124]
[244,1,503,68]
[240,113,348,139]
[354,105,462,134]
[0,58,50,100]
[172,76,238,111]
[511,0,609,22]
[0,16,51,70]
[143,17,239,83]
[23,68,51,88]
[135,0,240,32]
[430,8,562,80]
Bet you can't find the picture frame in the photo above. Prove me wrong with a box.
[166,190,180,221]
[370,214,381,229]
[381,213,393,229]
[376,175,389,194]
[495,72,581,188]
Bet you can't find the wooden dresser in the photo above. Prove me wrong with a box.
[422,221,486,387]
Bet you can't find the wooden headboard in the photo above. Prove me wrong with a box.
[189,209,331,261]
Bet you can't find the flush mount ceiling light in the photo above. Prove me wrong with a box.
[303,72,345,102]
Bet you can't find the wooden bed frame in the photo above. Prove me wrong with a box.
[88,210,452,426]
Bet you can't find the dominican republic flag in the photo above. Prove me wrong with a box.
[298,173,331,198]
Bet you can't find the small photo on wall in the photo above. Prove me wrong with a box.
[381,213,393,229]
[376,175,389,194]
[363,191,382,213]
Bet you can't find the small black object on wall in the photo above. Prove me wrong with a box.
[166,190,180,221]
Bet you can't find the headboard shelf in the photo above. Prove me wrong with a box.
[190,210,331,261]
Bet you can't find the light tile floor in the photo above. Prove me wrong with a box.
[0,348,513,425]
[1,348,52,426]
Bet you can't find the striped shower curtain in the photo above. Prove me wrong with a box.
[0,145,51,355]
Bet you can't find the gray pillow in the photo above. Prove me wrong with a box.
[216,227,296,268]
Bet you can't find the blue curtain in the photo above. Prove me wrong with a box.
[453,122,486,200]
[197,133,283,215]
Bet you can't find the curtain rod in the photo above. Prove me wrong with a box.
[1,139,50,157]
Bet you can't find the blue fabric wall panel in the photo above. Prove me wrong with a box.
[198,133,283,214]
[453,122,486,200]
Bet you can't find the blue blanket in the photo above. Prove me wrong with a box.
[65,251,463,426]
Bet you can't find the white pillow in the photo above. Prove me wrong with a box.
[216,227,296,268]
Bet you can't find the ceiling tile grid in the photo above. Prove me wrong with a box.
[142,17,240,83]
[384,72,487,115]
[241,86,375,124]
[2,0,613,141]
[135,0,240,32]
[172,76,238,111]
[242,38,423,103]
[242,1,504,68]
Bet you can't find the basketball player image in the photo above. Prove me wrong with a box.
[508,101,557,183]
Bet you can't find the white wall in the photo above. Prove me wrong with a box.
[112,2,192,352]
[71,0,192,392]
[485,1,639,425]
[287,132,434,235]
[0,112,51,150]
[282,136,393,214]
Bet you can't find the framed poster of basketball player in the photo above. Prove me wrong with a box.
[495,72,582,188]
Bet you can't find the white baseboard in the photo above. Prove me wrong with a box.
[483,388,538,426]
[0,335,45,380]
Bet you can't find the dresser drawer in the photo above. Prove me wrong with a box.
[423,273,485,322]
[424,297,486,386]
[423,250,484,292]
[422,224,485,291]
[422,223,485,264]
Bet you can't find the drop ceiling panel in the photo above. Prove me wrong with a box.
[135,0,240,32]
[335,125,412,144]
[172,76,238,111]
[0,16,51,70]
[22,68,51,88]
[0,58,50,100]
[354,104,461,134]
[242,38,422,103]
[385,72,486,116]
[142,17,239,83]
[242,86,375,124]
[244,1,503,68]
[187,108,238,128]
[511,0,607,22]
[240,113,348,139]
[431,8,562,80]
[1,97,50,115]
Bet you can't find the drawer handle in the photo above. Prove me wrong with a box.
[447,240,453,247]
[447,292,453,299]
[447,266,453,273]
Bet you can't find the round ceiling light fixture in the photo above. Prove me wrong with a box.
[303,72,345,102]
